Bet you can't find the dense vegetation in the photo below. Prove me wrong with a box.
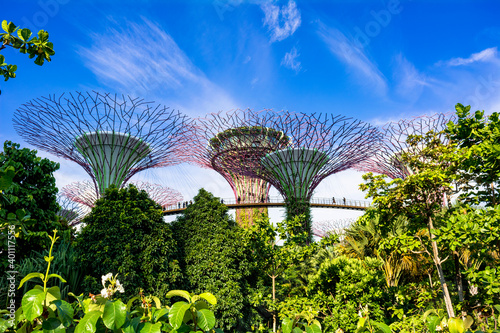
[1,103,500,332]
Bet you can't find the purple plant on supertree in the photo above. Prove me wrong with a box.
[13,91,191,197]
[61,179,183,209]
[354,113,455,180]
[189,109,292,227]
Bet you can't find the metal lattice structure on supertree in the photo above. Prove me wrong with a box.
[189,109,292,227]
[57,194,90,226]
[354,113,456,180]
[227,112,382,242]
[61,180,183,209]
[13,91,191,196]
[312,218,356,238]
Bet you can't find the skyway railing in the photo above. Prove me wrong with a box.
[162,196,370,215]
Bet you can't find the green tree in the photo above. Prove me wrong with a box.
[307,255,387,332]
[0,141,66,260]
[447,103,500,206]
[0,20,54,92]
[171,188,259,331]
[75,184,178,299]
[360,130,463,318]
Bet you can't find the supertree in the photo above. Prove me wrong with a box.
[189,109,292,227]
[13,91,191,196]
[56,194,90,226]
[312,218,356,238]
[227,112,382,242]
[61,180,183,209]
[354,113,455,180]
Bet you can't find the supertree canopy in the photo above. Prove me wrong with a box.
[61,180,183,209]
[190,109,292,227]
[354,113,455,180]
[13,91,191,196]
[57,194,90,226]
[226,112,382,242]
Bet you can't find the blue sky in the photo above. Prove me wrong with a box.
[2,0,500,225]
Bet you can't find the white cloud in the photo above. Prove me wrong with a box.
[281,46,301,72]
[439,47,498,67]
[393,54,432,102]
[261,0,301,42]
[78,17,237,116]
[317,22,388,95]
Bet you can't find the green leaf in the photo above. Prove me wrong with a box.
[1,20,8,32]
[18,272,44,289]
[46,286,61,311]
[18,28,31,41]
[139,322,162,333]
[46,274,66,283]
[42,317,65,333]
[282,317,294,333]
[448,317,465,333]
[371,321,391,333]
[194,301,209,311]
[126,296,140,311]
[165,290,191,303]
[305,323,322,333]
[151,296,161,309]
[74,311,101,333]
[122,317,141,333]
[51,300,74,328]
[292,327,303,333]
[196,309,215,331]
[152,308,169,322]
[198,293,216,305]
[168,302,191,329]
[21,288,45,322]
[102,300,127,330]
[7,22,17,34]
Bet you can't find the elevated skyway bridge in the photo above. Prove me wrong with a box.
[163,196,370,215]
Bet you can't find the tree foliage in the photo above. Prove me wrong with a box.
[0,141,66,260]
[75,184,178,299]
[447,103,500,206]
[0,20,54,93]
[171,188,258,331]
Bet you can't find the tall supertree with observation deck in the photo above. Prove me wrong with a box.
[354,113,454,180]
[61,180,183,209]
[226,112,382,242]
[189,109,292,227]
[13,91,191,198]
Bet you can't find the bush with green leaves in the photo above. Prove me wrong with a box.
[308,256,388,332]
[0,141,69,261]
[171,188,260,331]
[0,231,221,333]
[75,184,178,300]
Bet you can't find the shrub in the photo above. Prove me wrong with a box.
[308,256,388,332]
[75,184,178,299]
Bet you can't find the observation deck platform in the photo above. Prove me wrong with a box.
[162,196,370,215]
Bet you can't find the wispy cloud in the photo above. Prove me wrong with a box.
[78,17,237,115]
[317,22,387,95]
[438,47,498,66]
[281,46,301,72]
[393,54,432,102]
[261,0,301,42]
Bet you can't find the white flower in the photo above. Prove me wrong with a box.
[116,280,125,293]
[102,273,113,287]
[101,288,109,299]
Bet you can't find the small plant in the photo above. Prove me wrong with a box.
[0,230,221,333]
[164,290,220,332]
[281,315,322,333]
